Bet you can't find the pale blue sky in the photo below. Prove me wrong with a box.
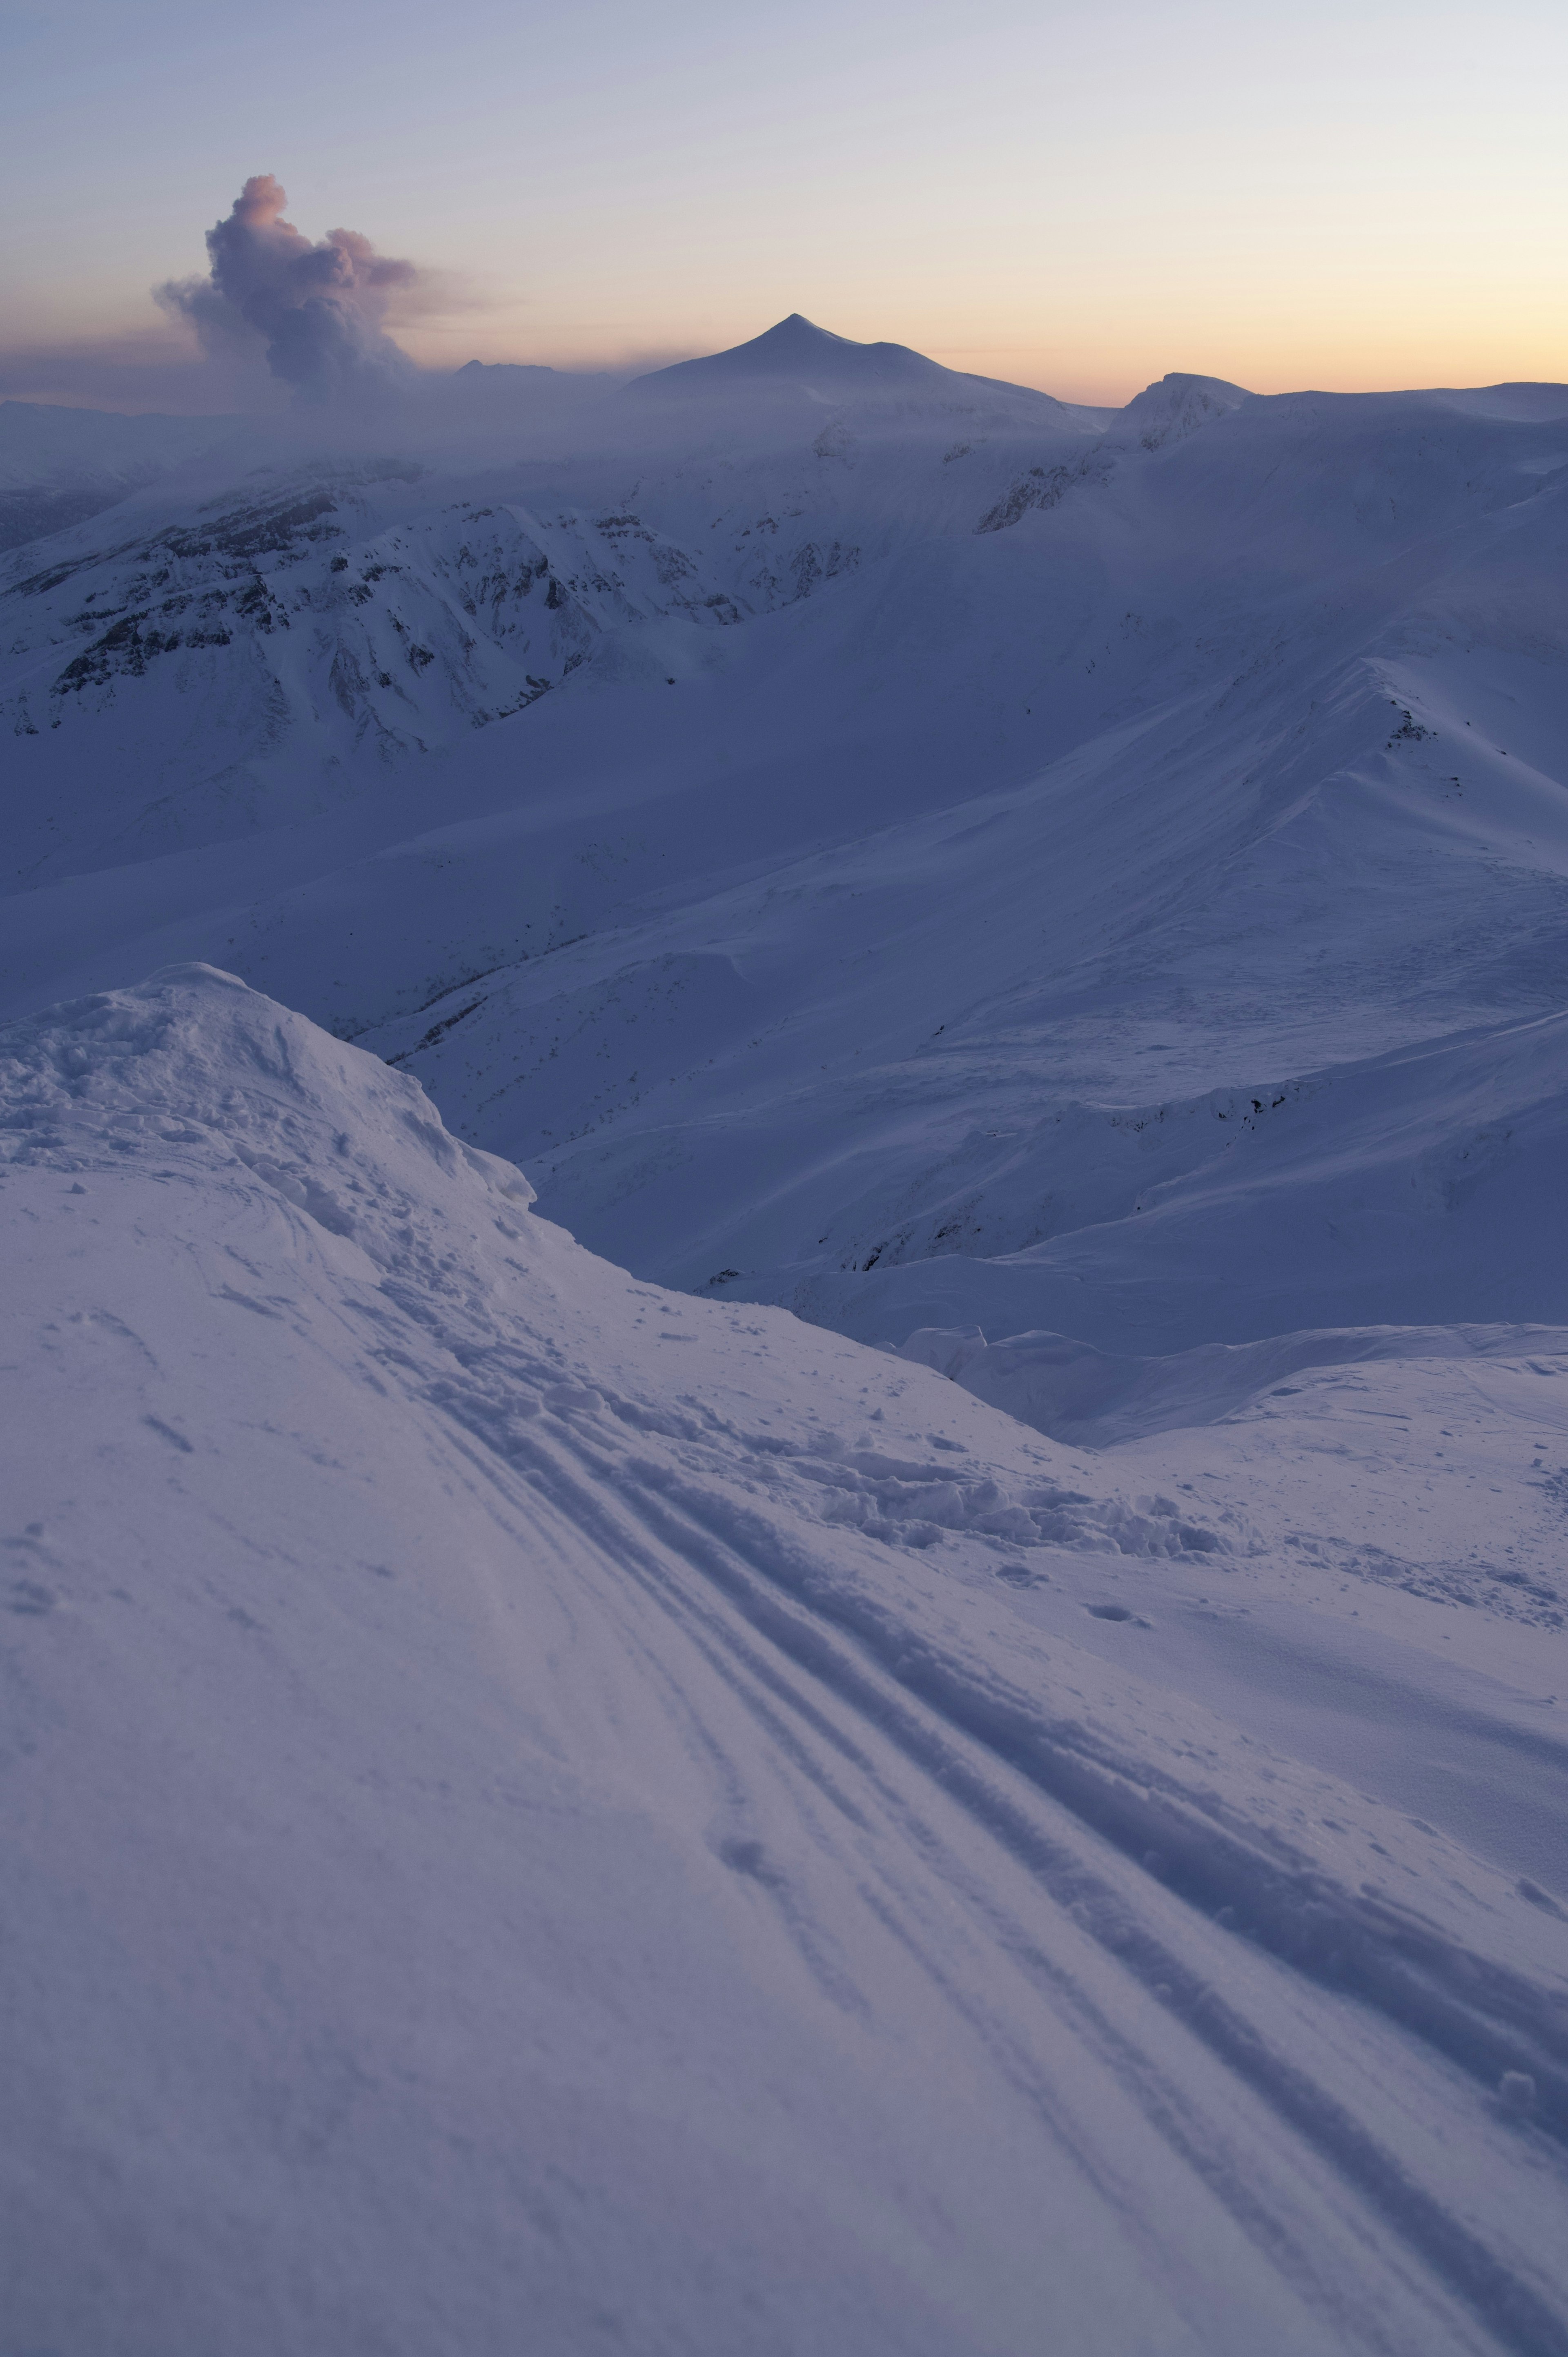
[3,0,1564,407]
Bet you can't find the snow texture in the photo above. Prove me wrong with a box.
[3,966,1567,2355]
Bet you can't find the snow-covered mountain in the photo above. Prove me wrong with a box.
[627,309,1085,407]
[4,339,1564,1370]
[4,964,1566,2354]
[0,329,1101,880]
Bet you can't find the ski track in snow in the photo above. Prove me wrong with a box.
[1,969,1566,2354]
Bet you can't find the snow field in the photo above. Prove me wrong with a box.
[2,969,1566,2353]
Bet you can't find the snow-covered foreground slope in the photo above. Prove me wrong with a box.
[4,968,1567,2355]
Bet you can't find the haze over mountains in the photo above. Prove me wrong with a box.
[5,315,1566,1364]
[5,308,1568,2353]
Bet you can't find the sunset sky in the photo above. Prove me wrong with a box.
[2,0,1563,410]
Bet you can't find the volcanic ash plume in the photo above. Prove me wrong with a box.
[159,176,417,400]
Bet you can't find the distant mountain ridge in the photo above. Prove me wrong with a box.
[0,399,256,554]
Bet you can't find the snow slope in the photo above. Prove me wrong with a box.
[362,377,1568,1355]
[3,966,1567,2355]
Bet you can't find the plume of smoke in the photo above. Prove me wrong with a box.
[159,177,417,402]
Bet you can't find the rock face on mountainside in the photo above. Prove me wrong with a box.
[4,965,1567,2355]
[0,466,727,849]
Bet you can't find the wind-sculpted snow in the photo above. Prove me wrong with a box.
[3,966,1568,2353]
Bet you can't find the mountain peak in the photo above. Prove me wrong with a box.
[626,315,1036,402]
[1111,372,1252,452]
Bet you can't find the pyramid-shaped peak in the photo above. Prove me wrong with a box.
[629,314,980,399]
[752,314,854,346]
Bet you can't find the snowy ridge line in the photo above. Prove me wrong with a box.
[971,375,1249,532]
[423,1396,1568,2356]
